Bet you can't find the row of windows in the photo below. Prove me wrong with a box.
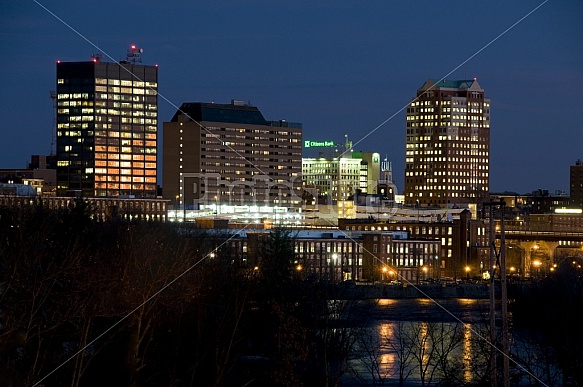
[94,139,156,146]
[94,182,156,189]
[94,78,157,88]
[411,183,488,190]
[93,168,156,175]
[202,128,300,136]
[407,121,489,128]
[95,153,156,161]
[94,175,154,182]
[94,128,157,136]
[94,161,156,168]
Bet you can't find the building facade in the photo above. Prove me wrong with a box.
[404,79,490,207]
[338,209,489,280]
[56,50,158,198]
[0,194,168,222]
[302,157,361,203]
[163,101,302,208]
[219,229,427,283]
[352,151,381,195]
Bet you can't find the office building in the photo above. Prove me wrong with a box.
[163,100,302,208]
[404,79,490,207]
[302,157,361,203]
[56,47,158,198]
[302,151,382,203]
[352,151,381,194]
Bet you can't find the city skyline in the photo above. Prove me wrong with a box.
[1,1,582,195]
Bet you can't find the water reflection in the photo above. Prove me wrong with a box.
[345,299,490,385]
[463,324,473,383]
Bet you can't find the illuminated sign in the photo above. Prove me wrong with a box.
[304,140,335,148]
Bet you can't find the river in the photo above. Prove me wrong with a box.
[337,298,557,386]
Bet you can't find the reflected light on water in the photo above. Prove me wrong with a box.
[458,298,478,306]
[379,322,394,339]
[349,299,490,385]
[463,324,473,383]
[377,299,398,307]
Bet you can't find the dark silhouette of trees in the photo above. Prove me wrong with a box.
[0,211,363,386]
[511,260,583,386]
[1,204,574,386]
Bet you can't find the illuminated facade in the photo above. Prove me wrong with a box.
[302,152,383,205]
[302,157,361,203]
[56,55,158,197]
[163,101,302,208]
[339,209,489,279]
[404,79,490,207]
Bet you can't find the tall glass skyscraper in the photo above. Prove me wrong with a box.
[56,48,158,198]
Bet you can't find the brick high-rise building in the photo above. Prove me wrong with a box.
[163,100,302,208]
[56,47,158,198]
[404,79,490,207]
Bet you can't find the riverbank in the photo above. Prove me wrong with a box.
[333,282,494,299]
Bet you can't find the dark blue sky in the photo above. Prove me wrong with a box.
[1,0,582,194]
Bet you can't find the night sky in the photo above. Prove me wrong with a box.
[1,0,582,194]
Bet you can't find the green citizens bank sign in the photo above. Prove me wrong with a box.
[304,140,335,148]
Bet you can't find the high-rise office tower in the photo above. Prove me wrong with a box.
[163,100,302,208]
[56,46,158,198]
[404,79,490,207]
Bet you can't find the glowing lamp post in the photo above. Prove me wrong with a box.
[533,260,542,278]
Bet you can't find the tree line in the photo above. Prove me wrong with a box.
[0,202,360,386]
[0,201,580,386]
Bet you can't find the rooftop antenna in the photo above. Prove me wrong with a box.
[344,134,352,152]
[91,53,103,63]
[126,44,143,63]
[49,90,57,156]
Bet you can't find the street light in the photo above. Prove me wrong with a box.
[533,260,542,278]
[465,265,470,281]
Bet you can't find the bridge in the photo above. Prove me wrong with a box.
[494,229,583,277]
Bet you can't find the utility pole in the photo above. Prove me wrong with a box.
[486,203,497,387]
[483,200,510,387]
[499,200,510,387]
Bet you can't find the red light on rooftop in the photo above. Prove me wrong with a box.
[57,60,61,64]
[474,77,477,80]
[131,45,136,49]
[92,58,97,62]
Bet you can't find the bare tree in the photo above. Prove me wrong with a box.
[388,321,415,386]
